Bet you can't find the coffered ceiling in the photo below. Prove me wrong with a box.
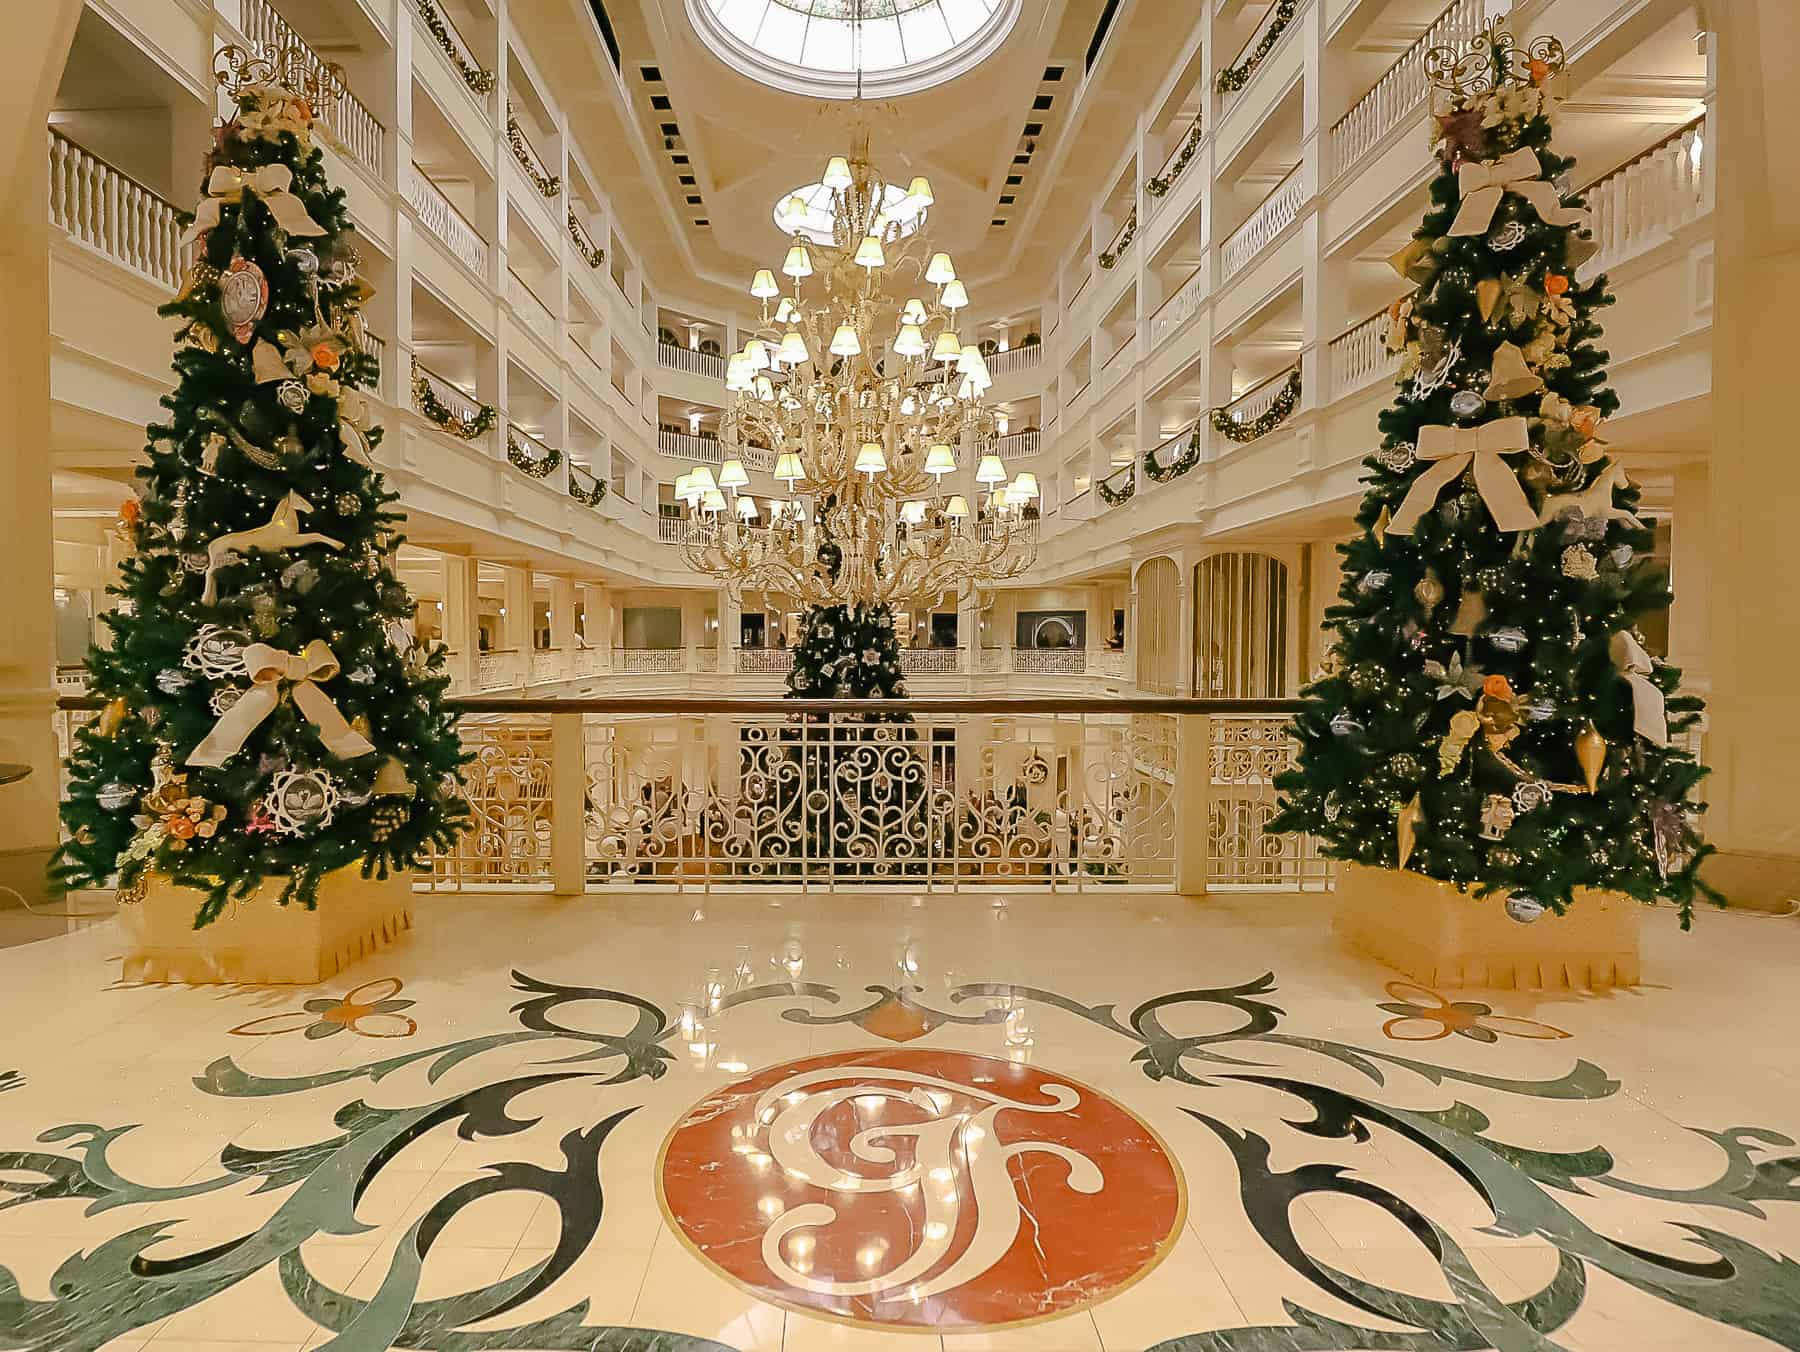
[510,0,1195,317]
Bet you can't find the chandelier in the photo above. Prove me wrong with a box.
[677,127,1036,612]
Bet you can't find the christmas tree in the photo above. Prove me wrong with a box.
[1271,24,1718,924]
[784,602,909,705]
[55,53,467,923]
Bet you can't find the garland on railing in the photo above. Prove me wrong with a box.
[414,0,496,95]
[1147,119,1205,197]
[1098,208,1138,269]
[1209,367,1302,443]
[1098,469,1137,506]
[568,211,604,268]
[411,357,497,439]
[507,106,562,197]
[506,429,562,478]
[1145,427,1202,482]
[567,469,607,507]
[1215,0,1298,93]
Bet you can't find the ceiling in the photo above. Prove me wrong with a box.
[511,0,1200,318]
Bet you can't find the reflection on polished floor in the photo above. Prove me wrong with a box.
[1,889,1798,1352]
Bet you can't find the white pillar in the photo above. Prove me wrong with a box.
[442,555,479,692]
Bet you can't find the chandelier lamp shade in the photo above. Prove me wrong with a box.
[677,128,1033,610]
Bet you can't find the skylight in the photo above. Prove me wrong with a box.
[689,0,1018,98]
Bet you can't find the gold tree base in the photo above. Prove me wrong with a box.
[1335,863,1642,991]
[118,862,414,985]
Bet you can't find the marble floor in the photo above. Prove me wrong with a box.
[1,887,1798,1352]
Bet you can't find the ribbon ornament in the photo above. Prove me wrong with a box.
[1611,630,1669,745]
[1387,417,1538,537]
[1448,148,1590,238]
[180,164,326,246]
[188,640,376,768]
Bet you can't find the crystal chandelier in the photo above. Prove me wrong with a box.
[678,127,1036,612]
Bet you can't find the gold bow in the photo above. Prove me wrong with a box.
[1388,417,1537,537]
[1611,631,1669,745]
[187,640,376,768]
[180,164,326,246]
[1448,148,1589,238]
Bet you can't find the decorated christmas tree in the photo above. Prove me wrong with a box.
[784,602,909,705]
[1271,23,1718,924]
[54,52,467,922]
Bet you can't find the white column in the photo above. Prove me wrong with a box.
[549,575,577,680]
[442,555,479,692]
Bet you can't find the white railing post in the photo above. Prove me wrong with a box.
[1173,712,1212,895]
[551,710,586,895]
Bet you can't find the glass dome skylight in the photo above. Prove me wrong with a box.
[689,0,1018,98]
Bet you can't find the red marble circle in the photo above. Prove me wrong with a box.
[657,1048,1185,1330]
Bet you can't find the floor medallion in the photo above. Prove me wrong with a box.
[657,1047,1186,1330]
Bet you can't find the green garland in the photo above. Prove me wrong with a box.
[1145,427,1201,482]
[506,429,562,478]
[414,0,496,95]
[1099,208,1138,270]
[411,358,497,440]
[1098,470,1137,506]
[568,467,607,507]
[1210,367,1301,444]
[1215,0,1298,94]
[568,211,604,269]
[507,106,561,198]
[1147,118,1205,197]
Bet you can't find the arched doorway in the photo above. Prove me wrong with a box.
[1133,557,1180,694]
[1192,552,1289,698]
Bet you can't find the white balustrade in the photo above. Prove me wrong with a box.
[616,648,685,674]
[239,0,387,176]
[1221,165,1305,281]
[574,648,602,676]
[1151,264,1208,348]
[657,342,727,380]
[899,648,961,675]
[47,130,185,289]
[1329,305,1402,397]
[414,363,488,427]
[736,648,794,675]
[1098,650,1129,679]
[658,429,724,463]
[477,650,524,690]
[1012,648,1088,675]
[994,430,1042,459]
[1328,0,1484,177]
[531,650,564,684]
[656,515,686,544]
[985,345,1042,379]
[1220,365,1298,429]
[1581,117,1709,280]
[507,269,556,345]
[405,162,489,276]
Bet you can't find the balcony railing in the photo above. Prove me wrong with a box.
[506,104,560,198]
[413,361,495,441]
[574,647,603,677]
[658,428,724,462]
[1151,264,1208,348]
[1098,462,1136,507]
[1099,208,1137,269]
[898,648,961,675]
[1011,648,1089,675]
[656,515,686,544]
[1218,364,1300,436]
[658,342,727,380]
[47,129,185,289]
[994,430,1041,459]
[614,648,685,674]
[1581,115,1709,279]
[1218,0,1301,97]
[531,650,564,684]
[1097,650,1129,680]
[414,0,495,96]
[1149,113,1205,199]
[239,0,387,176]
[507,269,556,346]
[405,162,488,276]
[1328,0,1484,177]
[985,344,1042,379]
[420,697,1313,892]
[1329,303,1403,398]
[476,650,524,690]
[568,209,604,268]
[1221,164,1305,280]
[736,647,795,675]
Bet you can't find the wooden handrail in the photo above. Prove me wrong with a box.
[59,695,1304,715]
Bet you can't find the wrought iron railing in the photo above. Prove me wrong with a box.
[614,648,685,674]
[898,648,961,675]
[736,647,795,675]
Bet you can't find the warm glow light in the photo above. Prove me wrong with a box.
[774,297,797,324]
[900,297,928,325]
[924,444,957,477]
[900,500,927,525]
[719,459,749,490]
[940,279,969,310]
[702,487,727,513]
[688,413,701,435]
[956,344,980,374]
[744,339,771,371]
[726,353,752,391]
[778,330,809,365]
[737,494,758,519]
[774,451,805,485]
[690,466,717,492]
[931,330,962,363]
[754,374,775,401]
[945,494,970,519]
[976,454,1007,485]
[894,323,926,357]
[855,442,888,477]
[675,473,692,499]
[926,252,956,285]
[1011,472,1039,500]
[830,323,862,357]
[853,235,886,269]
[906,176,934,206]
[823,155,853,190]
[997,416,1010,435]
[750,268,779,299]
[782,243,814,278]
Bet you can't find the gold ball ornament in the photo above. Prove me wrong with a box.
[1575,722,1607,793]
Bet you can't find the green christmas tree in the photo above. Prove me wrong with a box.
[55,56,467,922]
[1271,24,1718,924]
[784,602,909,704]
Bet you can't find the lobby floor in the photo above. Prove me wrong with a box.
[1,887,1797,1352]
